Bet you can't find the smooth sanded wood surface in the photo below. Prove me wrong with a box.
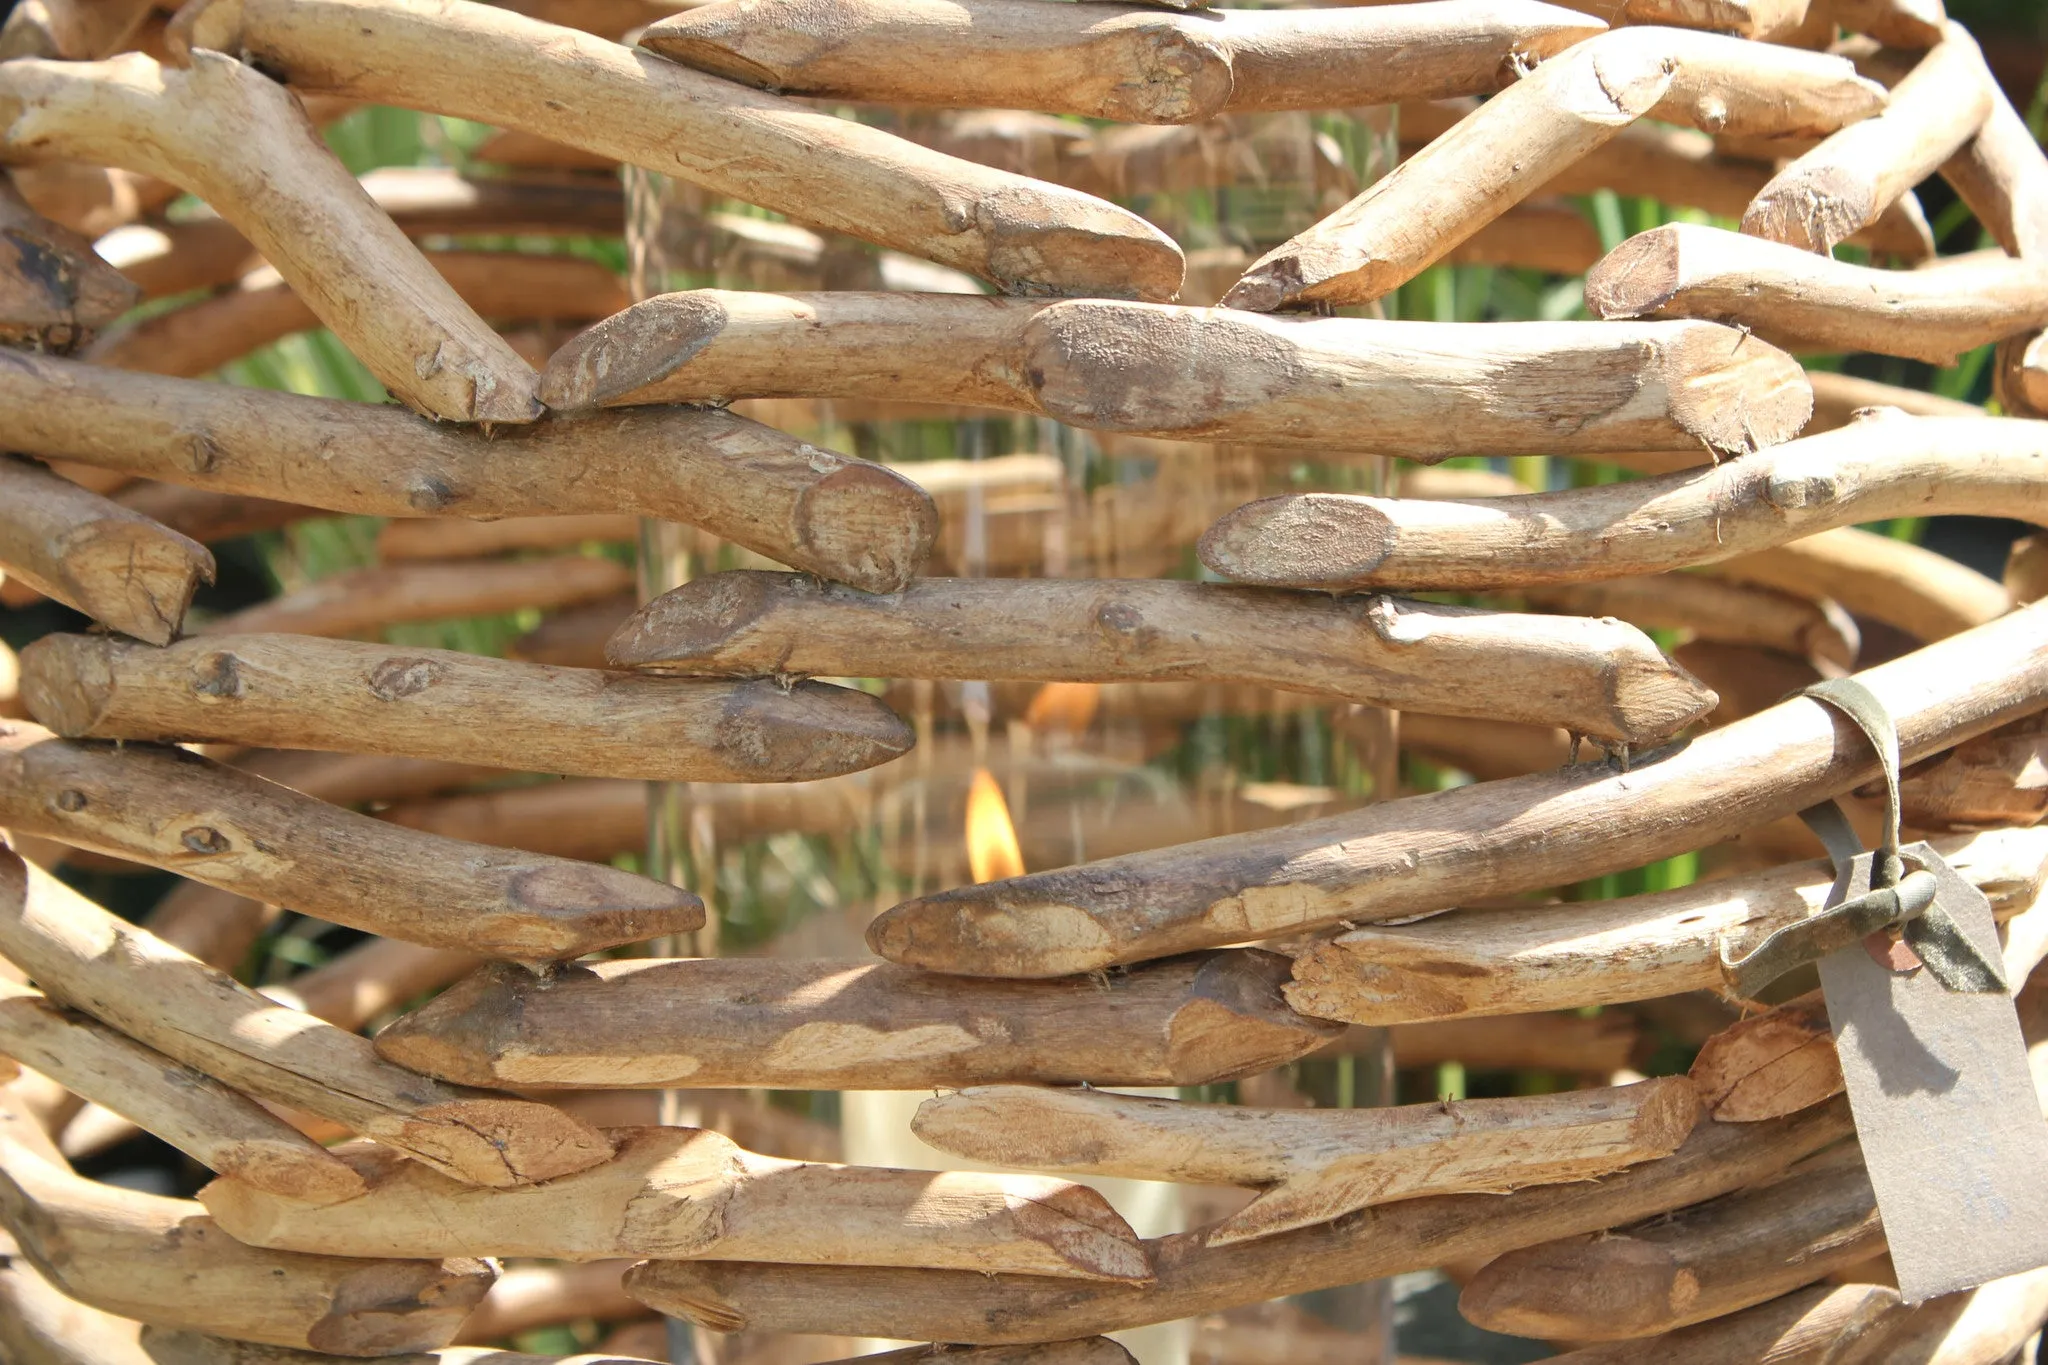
[20,633,916,785]
[0,721,701,960]
[371,951,1345,1090]
[0,174,138,350]
[223,0,1184,299]
[863,601,2048,977]
[609,572,1717,745]
[543,290,1810,460]
[0,351,937,593]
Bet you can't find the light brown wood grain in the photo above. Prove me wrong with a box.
[202,1126,1152,1281]
[610,572,1715,746]
[21,632,915,785]
[1711,526,2010,644]
[139,1330,1138,1365]
[1519,574,1858,671]
[1589,221,2048,365]
[1805,369,1981,432]
[226,750,504,811]
[1874,1264,2048,1364]
[864,601,2048,978]
[266,938,481,1034]
[1689,992,1838,1121]
[1379,1012,1641,1073]
[1537,1280,1907,1365]
[0,1250,147,1365]
[1825,0,1945,45]
[1197,414,2048,593]
[1617,0,1811,37]
[914,1077,1697,1245]
[0,352,937,594]
[623,1098,1854,1342]
[0,52,537,422]
[377,514,638,563]
[1286,828,2048,1024]
[218,0,1183,299]
[544,291,1809,460]
[201,556,633,640]
[0,175,139,351]
[372,951,1344,1091]
[641,0,1603,120]
[113,485,320,547]
[0,0,154,59]
[1743,23,1994,253]
[0,722,700,960]
[0,454,212,646]
[1894,711,2048,828]
[453,1260,644,1343]
[0,849,615,1186]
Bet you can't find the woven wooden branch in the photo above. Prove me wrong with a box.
[21,633,915,784]
[865,601,2048,978]
[1378,1012,1642,1073]
[1713,526,2010,644]
[0,175,139,351]
[1827,0,1946,45]
[454,1260,643,1344]
[544,291,1810,460]
[641,0,1603,120]
[210,0,1185,300]
[0,722,700,960]
[227,749,504,812]
[913,1077,1697,1246]
[1517,575,1858,671]
[609,572,1716,745]
[202,557,633,641]
[1743,22,1994,254]
[114,486,320,547]
[266,939,481,1035]
[1953,73,2048,416]
[0,0,155,59]
[0,353,937,594]
[0,1248,147,1365]
[373,951,1342,1090]
[1460,1146,1883,1340]
[1285,828,2047,1025]
[1892,712,2048,828]
[0,1119,495,1354]
[202,1127,1152,1282]
[1198,414,2047,594]
[0,52,537,422]
[377,514,636,563]
[1806,368,1982,430]
[0,455,213,645]
[140,1332,1137,1365]
[625,1098,1852,1342]
[1588,222,2048,365]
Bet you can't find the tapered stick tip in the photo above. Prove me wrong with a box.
[399,1096,617,1186]
[53,525,214,647]
[1457,1233,1680,1338]
[502,861,705,957]
[310,1255,497,1355]
[793,457,939,594]
[17,631,121,733]
[865,884,1121,978]
[1197,494,1396,589]
[1741,165,1875,256]
[1661,323,1812,455]
[541,291,729,410]
[623,1260,750,1332]
[1584,225,1685,320]
[710,679,913,780]
[371,962,532,1088]
[978,192,1188,302]
[1004,1178,1154,1282]
[210,1138,370,1206]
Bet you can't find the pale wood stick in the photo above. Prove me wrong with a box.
[1617,0,1811,37]
[0,0,155,59]
[0,1131,497,1353]
[1876,1264,2048,1364]
[378,514,637,562]
[0,1250,148,1365]
[2012,533,2048,605]
[89,251,628,380]
[0,722,701,960]
[0,981,366,1204]
[1,641,19,721]
[1198,414,2048,594]
[1894,712,2048,829]
[0,53,538,423]
[0,454,213,646]
[0,353,938,594]
[115,485,322,547]
[202,1126,1153,1282]
[866,601,2048,978]
[218,0,1184,300]
[0,850,617,1187]
[1824,0,1945,47]
[1381,1013,1640,1072]
[624,1097,1854,1341]
[0,175,140,351]
[1676,639,1823,726]
[201,556,633,640]
[1589,221,2048,365]
[1539,1281,1909,1365]
[913,1077,1697,1246]
[140,1331,1136,1365]
[373,950,1344,1090]
[8,161,170,238]
[1459,1146,1883,1340]
[508,595,633,669]
[21,632,916,784]
[378,777,654,864]
[1394,711,1573,782]
[544,291,1809,460]
[1519,575,1858,671]
[1805,369,1980,432]
[455,1260,644,1343]
[1222,31,1884,310]
[471,128,619,174]
[142,880,277,971]
[610,572,1715,746]
[227,750,505,810]
[1711,527,2010,644]
[265,939,481,1034]
[1940,72,2048,263]
[641,0,1604,120]
[1286,828,2048,1025]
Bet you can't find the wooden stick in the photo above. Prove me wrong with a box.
[1538,1281,1909,1365]
[373,950,1343,1090]
[2012,533,2048,605]
[0,0,155,59]
[227,749,504,810]
[913,1077,1697,1246]
[544,291,1809,461]
[1952,73,2048,417]
[1743,23,1994,254]
[508,596,633,669]
[0,722,701,961]
[609,572,1715,746]
[0,641,19,721]
[0,53,537,423]
[1459,1146,1883,1340]
[0,849,616,1186]
[216,0,1184,300]
[1711,527,2009,644]
[1618,0,1812,38]
[455,1260,644,1343]
[377,514,637,563]
[0,353,938,594]
[865,600,2048,978]
[1198,413,2048,594]
[1874,1264,2048,1364]
[1688,993,1838,1122]
[1894,712,2048,829]
[202,556,633,640]
[21,632,916,784]
[1221,31,1883,310]
[623,1097,1854,1342]
[0,1250,148,1365]
[0,175,140,351]
[1825,0,1945,45]
[0,980,366,1204]
[1519,575,1858,671]
[1805,369,1981,432]
[140,879,276,972]
[201,1126,1153,1282]
[114,485,322,547]
[0,454,213,646]
[1588,221,2048,366]
[1380,1012,1640,1073]
[140,1331,1137,1365]
[1395,712,1573,783]
[640,0,1604,120]
[1286,828,2048,1025]
[265,938,480,1034]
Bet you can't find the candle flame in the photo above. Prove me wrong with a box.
[1024,681,1101,735]
[965,767,1025,884]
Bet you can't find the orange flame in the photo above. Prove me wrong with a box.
[965,767,1025,884]
[1024,681,1101,736]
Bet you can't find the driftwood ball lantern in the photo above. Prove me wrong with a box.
[7,0,2048,1362]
